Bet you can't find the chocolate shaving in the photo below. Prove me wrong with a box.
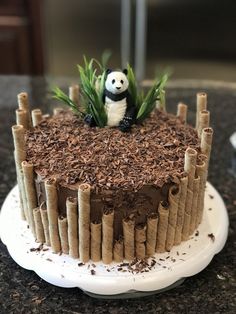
[30,244,43,252]
[208,233,215,242]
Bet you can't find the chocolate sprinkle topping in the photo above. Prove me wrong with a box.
[26,110,200,193]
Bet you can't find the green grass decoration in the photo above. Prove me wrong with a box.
[127,63,139,108]
[52,87,85,117]
[136,73,168,123]
[78,57,107,127]
[52,54,169,128]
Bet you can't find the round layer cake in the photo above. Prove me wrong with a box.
[12,93,213,263]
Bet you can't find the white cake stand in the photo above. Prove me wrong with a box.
[0,183,228,298]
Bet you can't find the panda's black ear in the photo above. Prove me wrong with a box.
[106,69,112,75]
[123,69,128,75]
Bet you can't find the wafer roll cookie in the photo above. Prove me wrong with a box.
[195,155,208,226]
[22,161,37,237]
[58,217,69,254]
[45,179,61,253]
[78,184,91,263]
[12,125,27,220]
[177,102,187,123]
[113,239,124,262]
[53,107,64,116]
[69,85,79,104]
[196,92,207,129]
[184,148,197,190]
[91,222,102,262]
[146,213,158,256]
[40,204,50,246]
[182,148,198,240]
[32,109,43,126]
[66,197,79,258]
[17,92,31,127]
[189,176,200,235]
[166,185,180,251]
[16,109,28,129]
[15,158,27,220]
[12,125,26,160]
[123,218,135,260]
[156,201,169,253]
[201,127,213,162]
[135,225,146,259]
[33,207,45,243]
[102,211,114,264]
[174,176,188,245]
[182,189,193,241]
[198,110,210,138]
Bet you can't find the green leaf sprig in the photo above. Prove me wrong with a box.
[78,57,107,127]
[52,87,85,117]
[136,73,169,123]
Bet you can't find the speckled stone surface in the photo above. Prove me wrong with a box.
[0,76,235,314]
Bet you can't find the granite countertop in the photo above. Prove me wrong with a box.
[0,76,235,313]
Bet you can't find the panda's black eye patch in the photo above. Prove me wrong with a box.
[112,79,115,84]
[120,80,124,84]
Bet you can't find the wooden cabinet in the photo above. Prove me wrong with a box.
[0,0,44,74]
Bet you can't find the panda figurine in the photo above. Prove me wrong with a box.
[84,69,136,132]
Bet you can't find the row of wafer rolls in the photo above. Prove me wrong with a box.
[9,152,211,263]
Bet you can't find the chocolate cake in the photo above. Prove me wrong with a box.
[12,89,213,264]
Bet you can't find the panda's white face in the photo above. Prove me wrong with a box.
[105,71,129,95]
